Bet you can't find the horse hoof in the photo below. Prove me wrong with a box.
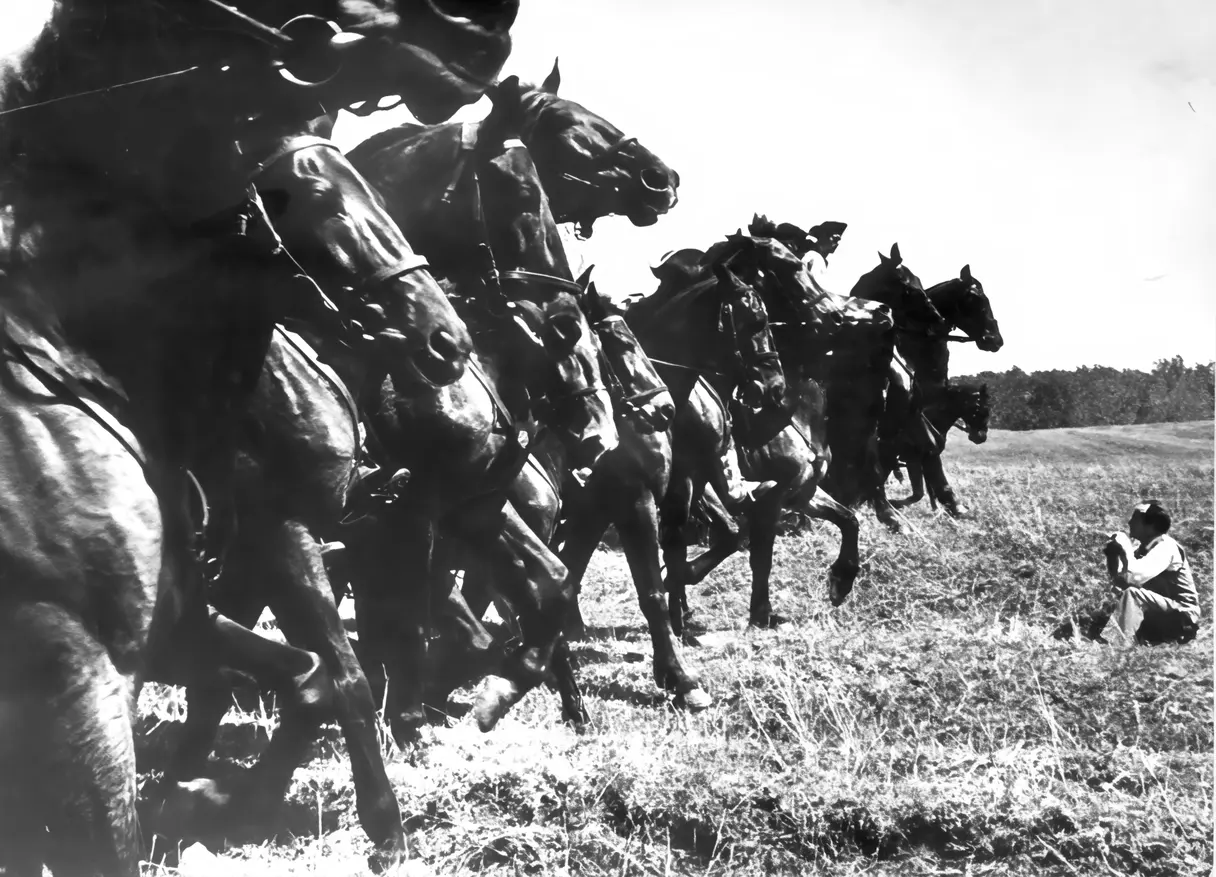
[682,616,708,637]
[748,613,788,630]
[562,704,591,726]
[675,687,713,711]
[471,675,524,732]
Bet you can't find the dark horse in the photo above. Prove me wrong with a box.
[649,234,874,630]
[344,83,624,742]
[621,239,792,635]
[814,243,935,532]
[890,381,990,515]
[873,264,1003,521]
[0,1,514,873]
[350,65,704,725]
[477,261,786,716]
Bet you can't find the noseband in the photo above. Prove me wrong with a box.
[557,133,640,195]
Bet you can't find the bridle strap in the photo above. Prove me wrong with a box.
[362,253,431,288]
[500,270,585,297]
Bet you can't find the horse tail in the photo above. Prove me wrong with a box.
[0,601,140,876]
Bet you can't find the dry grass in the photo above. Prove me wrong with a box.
[138,420,1214,876]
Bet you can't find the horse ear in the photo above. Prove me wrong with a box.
[890,243,902,263]
[574,264,594,291]
[960,263,972,281]
[489,75,521,109]
[877,249,889,264]
[542,58,561,94]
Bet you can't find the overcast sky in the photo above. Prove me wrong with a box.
[337,0,1216,376]
[5,1,1213,376]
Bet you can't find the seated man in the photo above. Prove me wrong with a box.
[1098,500,1200,646]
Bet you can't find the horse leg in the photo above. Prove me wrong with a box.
[864,435,902,532]
[616,488,713,710]
[685,482,743,587]
[172,588,264,780]
[548,637,590,725]
[659,472,695,639]
[746,492,786,629]
[922,453,962,516]
[260,519,407,871]
[349,516,434,749]
[796,489,860,606]
[465,504,573,733]
[0,602,140,877]
[889,454,925,510]
[556,498,611,642]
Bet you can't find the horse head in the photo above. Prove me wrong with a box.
[956,381,991,444]
[503,59,680,236]
[711,259,785,412]
[851,243,942,334]
[931,264,1003,352]
[580,272,675,434]
[454,136,619,469]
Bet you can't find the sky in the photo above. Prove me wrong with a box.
[4,1,1213,376]
[337,0,1216,377]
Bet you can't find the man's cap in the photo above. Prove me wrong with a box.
[808,221,848,241]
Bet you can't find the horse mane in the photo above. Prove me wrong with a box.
[347,121,432,160]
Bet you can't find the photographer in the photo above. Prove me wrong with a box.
[1097,500,1200,646]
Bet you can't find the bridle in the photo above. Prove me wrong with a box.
[440,121,610,416]
[592,314,670,425]
[555,134,641,195]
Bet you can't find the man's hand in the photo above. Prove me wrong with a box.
[1104,534,1129,580]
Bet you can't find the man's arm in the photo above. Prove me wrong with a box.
[1114,539,1174,588]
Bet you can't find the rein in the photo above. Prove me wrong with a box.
[441,122,610,414]
[592,315,670,419]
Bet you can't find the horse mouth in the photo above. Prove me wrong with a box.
[627,205,662,227]
[977,333,1003,352]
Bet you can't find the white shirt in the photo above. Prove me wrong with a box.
[1119,533,1199,614]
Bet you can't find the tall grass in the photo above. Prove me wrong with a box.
[139,422,1214,876]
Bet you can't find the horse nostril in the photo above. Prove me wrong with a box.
[640,167,670,193]
[429,328,464,363]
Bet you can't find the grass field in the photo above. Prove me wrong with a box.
[137,420,1214,876]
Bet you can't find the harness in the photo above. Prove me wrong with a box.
[249,135,433,350]
[592,314,670,425]
[439,120,609,420]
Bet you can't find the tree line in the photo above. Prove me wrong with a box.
[956,357,1215,431]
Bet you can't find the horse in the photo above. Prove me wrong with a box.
[465,262,784,715]
[890,382,990,516]
[344,86,625,743]
[464,259,788,711]
[0,1,514,872]
[645,234,864,630]
[813,243,933,532]
[617,237,792,636]
[870,264,1003,522]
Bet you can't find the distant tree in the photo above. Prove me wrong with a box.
[956,359,1214,430]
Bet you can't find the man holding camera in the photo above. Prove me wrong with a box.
[1099,500,1200,646]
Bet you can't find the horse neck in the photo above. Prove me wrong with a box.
[926,278,966,331]
[897,332,950,389]
[481,150,572,280]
